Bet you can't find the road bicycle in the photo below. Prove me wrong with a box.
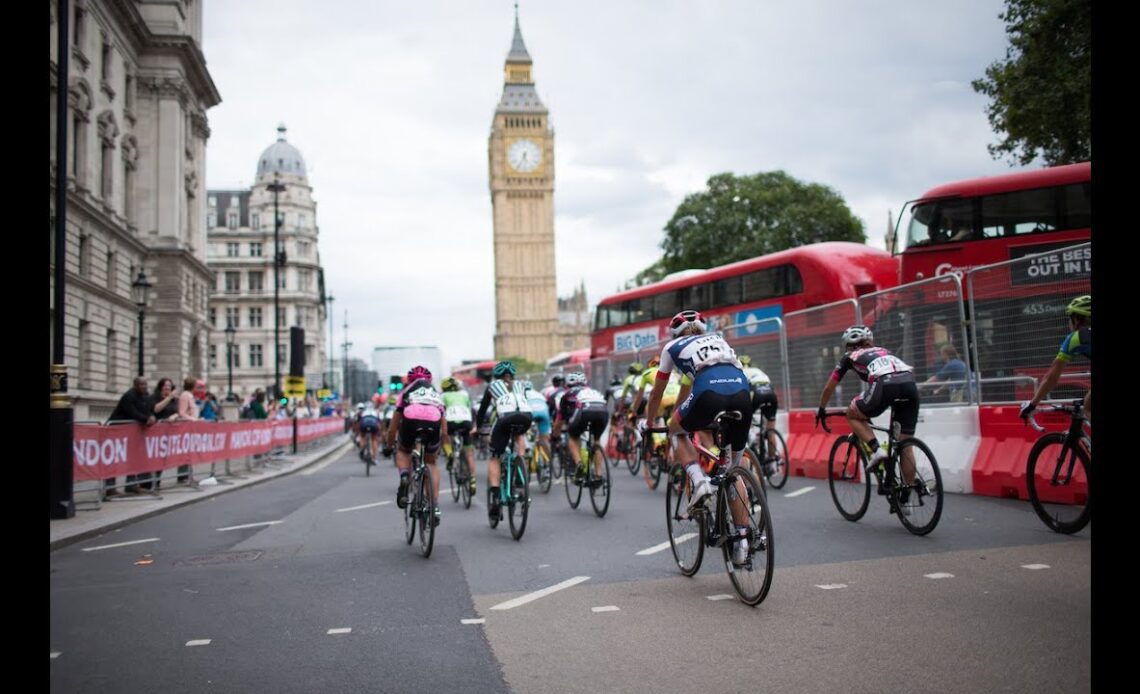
[655,411,774,606]
[445,431,473,509]
[635,419,669,491]
[564,426,612,518]
[821,408,943,536]
[525,427,555,494]
[402,430,437,558]
[748,417,789,490]
[488,422,532,541]
[1025,399,1091,534]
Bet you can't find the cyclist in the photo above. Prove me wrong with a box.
[441,377,478,496]
[644,309,754,565]
[351,403,366,447]
[814,325,920,515]
[475,361,534,521]
[740,354,781,476]
[615,362,644,452]
[628,356,681,487]
[1020,294,1092,423]
[554,371,610,486]
[382,366,447,526]
[358,395,384,463]
[522,379,553,469]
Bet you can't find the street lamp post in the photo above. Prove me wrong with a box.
[225,322,236,402]
[341,309,351,402]
[268,173,287,403]
[131,269,152,376]
[326,293,335,393]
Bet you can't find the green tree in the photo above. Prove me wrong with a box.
[632,171,865,285]
[971,0,1090,166]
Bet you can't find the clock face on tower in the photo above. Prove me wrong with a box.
[507,138,543,173]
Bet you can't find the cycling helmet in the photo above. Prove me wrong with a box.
[551,375,565,387]
[371,393,383,405]
[441,377,459,392]
[1065,295,1091,318]
[407,365,432,383]
[565,372,586,387]
[739,354,752,366]
[356,403,365,411]
[669,309,707,337]
[841,325,874,346]
[627,362,643,375]
[492,360,516,378]
[519,380,534,391]
[647,356,661,368]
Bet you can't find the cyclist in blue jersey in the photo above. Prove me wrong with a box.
[1021,294,1092,422]
[644,310,755,566]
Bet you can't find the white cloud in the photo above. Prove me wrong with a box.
[203,0,1016,372]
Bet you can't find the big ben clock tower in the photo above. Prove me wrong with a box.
[488,9,559,364]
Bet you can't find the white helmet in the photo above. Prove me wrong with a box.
[669,310,707,337]
[841,325,873,346]
[565,372,586,387]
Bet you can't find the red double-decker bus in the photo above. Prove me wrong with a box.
[591,242,899,357]
[451,360,495,388]
[897,161,1090,287]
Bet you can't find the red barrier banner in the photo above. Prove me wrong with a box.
[296,418,344,443]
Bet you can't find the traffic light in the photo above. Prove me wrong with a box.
[279,396,288,406]
[289,326,305,377]
[389,375,404,392]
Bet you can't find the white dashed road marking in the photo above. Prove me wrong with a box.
[592,606,620,613]
[81,538,160,552]
[490,576,590,611]
[924,572,955,579]
[327,628,352,634]
[784,487,815,498]
[1022,564,1051,570]
[637,533,697,556]
[216,521,283,532]
[461,618,485,625]
[50,652,61,659]
[185,640,211,647]
[706,594,734,601]
[816,584,848,590]
[335,501,391,513]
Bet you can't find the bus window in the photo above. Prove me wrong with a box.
[1061,182,1091,229]
[684,283,707,309]
[906,203,938,248]
[625,298,650,325]
[939,201,975,242]
[742,266,780,302]
[712,276,741,305]
[653,290,681,320]
[981,187,1057,237]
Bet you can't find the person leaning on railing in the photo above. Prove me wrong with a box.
[103,376,158,496]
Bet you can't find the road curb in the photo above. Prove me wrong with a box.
[49,438,355,552]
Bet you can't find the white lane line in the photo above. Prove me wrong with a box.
[335,501,391,513]
[50,652,61,659]
[706,594,734,601]
[924,572,955,579]
[216,520,283,532]
[637,533,697,556]
[816,584,848,590]
[81,538,160,552]
[784,487,815,498]
[1022,564,1051,570]
[461,618,485,625]
[301,456,338,475]
[490,576,591,611]
[185,640,211,647]
[327,628,352,635]
[538,564,550,568]
[592,605,620,613]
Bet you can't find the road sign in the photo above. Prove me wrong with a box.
[284,375,306,398]
[317,388,332,400]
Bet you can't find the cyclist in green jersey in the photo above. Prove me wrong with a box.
[441,377,478,495]
[1021,295,1092,422]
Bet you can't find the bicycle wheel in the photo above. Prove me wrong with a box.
[404,471,417,545]
[765,430,790,490]
[721,467,774,606]
[550,445,564,481]
[537,447,553,494]
[487,483,501,529]
[564,449,583,509]
[448,452,461,502]
[508,461,530,541]
[417,470,435,557]
[589,443,612,517]
[891,438,944,535]
[647,448,665,490]
[626,431,641,475]
[740,447,766,491]
[665,463,704,576]
[1026,432,1091,534]
[828,435,871,521]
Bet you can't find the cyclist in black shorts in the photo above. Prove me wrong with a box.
[815,325,921,502]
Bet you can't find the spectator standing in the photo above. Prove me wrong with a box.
[141,377,179,490]
[924,343,970,403]
[250,389,269,420]
[104,376,157,496]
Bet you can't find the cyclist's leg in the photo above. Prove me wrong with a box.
[847,384,884,457]
[590,413,608,476]
[894,386,921,486]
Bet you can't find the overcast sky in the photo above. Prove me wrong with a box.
[202,0,1018,374]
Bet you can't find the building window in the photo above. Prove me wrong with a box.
[78,233,91,277]
[225,307,239,328]
[297,213,307,229]
[277,307,286,326]
[250,242,262,257]
[209,344,217,369]
[209,307,217,327]
[207,212,216,228]
[107,329,118,391]
[278,343,287,367]
[252,213,260,230]
[100,138,114,200]
[208,196,216,208]
[78,320,90,388]
[101,37,112,82]
[299,270,312,292]
[249,307,263,327]
[227,211,238,229]
[105,249,116,292]
[73,5,86,49]
[226,242,239,257]
[224,272,241,294]
[232,347,241,369]
[277,272,286,290]
[248,271,263,294]
[298,240,310,257]
[250,344,264,368]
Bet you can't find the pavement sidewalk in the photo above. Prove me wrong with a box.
[50,436,355,551]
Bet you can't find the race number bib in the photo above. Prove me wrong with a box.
[445,405,470,421]
[576,387,605,405]
[408,388,443,407]
[496,392,523,413]
[687,335,737,370]
[867,355,911,377]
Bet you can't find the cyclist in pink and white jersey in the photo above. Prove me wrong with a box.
[383,365,447,526]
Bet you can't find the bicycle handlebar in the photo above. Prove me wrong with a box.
[817,410,845,434]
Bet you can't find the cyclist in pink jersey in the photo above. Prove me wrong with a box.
[383,365,448,526]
